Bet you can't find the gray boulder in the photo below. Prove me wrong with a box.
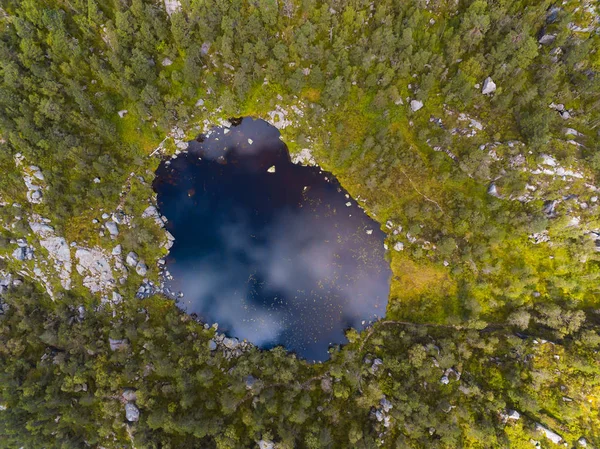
[126,252,139,267]
[410,99,423,112]
[539,34,556,45]
[125,402,140,422]
[104,221,119,236]
[136,262,148,276]
[12,246,33,261]
[122,389,137,402]
[482,77,496,95]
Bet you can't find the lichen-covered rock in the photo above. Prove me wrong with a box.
[75,248,114,293]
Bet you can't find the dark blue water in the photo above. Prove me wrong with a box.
[154,118,391,361]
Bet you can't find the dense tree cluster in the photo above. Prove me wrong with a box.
[0,0,599,447]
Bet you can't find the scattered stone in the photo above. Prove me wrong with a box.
[161,57,173,66]
[208,339,217,351]
[543,200,558,218]
[258,440,274,449]
[112,245,122,256]
[564,128,582,137]
[93,178,101,183]
[482,77,496,95]
[126,252,139,267]
[487,183,500,198]
[505,410,521,421]
[534,423,563,444]
[142,206,159,219]
[440,375,450,385]
[136,262,148,276]
[125,402,139,422]
[12,246,34,261]
[122,389,137,402]
[410,99,424,112]
[369,358,383,374]
[292,148,317,166]
[380,397,393,413]
[393,242,404,251]
[541,154,557,166]
[104,221,119,236]
[539,34,556,45]
[560,110,571,120]
[223,337,240,350]
[244,375,257,390]
[578,437,588,447]
[164,0,181,16]
[195,98,204,107]
[118,110,128,118]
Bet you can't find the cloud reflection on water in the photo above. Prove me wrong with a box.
[155,118,391,361]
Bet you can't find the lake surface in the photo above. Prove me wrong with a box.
[154,118,391,361]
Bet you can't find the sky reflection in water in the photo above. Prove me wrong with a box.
[154,118,391,361]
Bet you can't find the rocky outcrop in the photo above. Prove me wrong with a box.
[75,248,114,293]
[164,0,181,17]
[292,148,316,166]
[40,237,72,289]
[14,154,46,204]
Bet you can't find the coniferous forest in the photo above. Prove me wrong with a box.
[0,0,599,447]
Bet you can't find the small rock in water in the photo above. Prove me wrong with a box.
[346,202,352,207]
[247,138,253,145]
[267,165,276,173]
[366,229,373,235]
